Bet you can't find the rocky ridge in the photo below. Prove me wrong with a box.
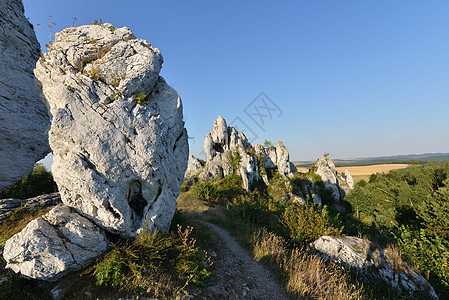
[185,116,296,192]
[0,0,50,191]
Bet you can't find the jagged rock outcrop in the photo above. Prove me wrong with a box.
[0,193,61,224]
[184,155,204,179]
[310,235,438,299]
[275,141,297,177]
[3,206,108,281]
[32,24,188,237]
[0,0,50,191]
[187,116,296,192]
[199,116,259,191]
[313,156,354,202]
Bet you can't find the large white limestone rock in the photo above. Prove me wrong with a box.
[313,156,354,203]
[276,141,297,177]
[311,236,438,299]
[3,206,108,281]
[0,0,50,191]
[34,24,188,237]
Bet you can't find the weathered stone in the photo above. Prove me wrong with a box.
[196,116,296,192]
[313,156,353,203]
[34,24,188,237]
[314,156,341,201]
[0,0,50,191]
[3,206,108,281]
[254,144,276,169]
[199,116,258,191]
[184,155,204,179]
[338,169,354,191]
[276,141,297,177]
[0,193,61,224]
[311,235,438,299]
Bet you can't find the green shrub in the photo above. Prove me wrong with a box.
[1,164,57,199]
[191,181,220,203]
[281,203,338,245]
[228,151,241,172]
[92,225,210,298]
[232,201,274,228]
[216,174,245,204]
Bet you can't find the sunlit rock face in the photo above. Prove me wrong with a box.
[34,24,189,237]
[311,235,439,299]
[0,0,50,191]
[3,206,108,281]
[313,156,354,202]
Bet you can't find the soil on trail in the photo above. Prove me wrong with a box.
[195,221,288,300]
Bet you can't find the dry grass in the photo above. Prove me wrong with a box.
[385,244,415,277]
[251,228,363,300]
[335,164,409,176]
[0,207,50,245]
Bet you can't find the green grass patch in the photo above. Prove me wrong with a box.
[90,224,211,299]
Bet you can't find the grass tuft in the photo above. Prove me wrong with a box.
[90,224,211,299]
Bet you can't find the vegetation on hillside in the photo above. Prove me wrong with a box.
[345,162,449,298]
[0,163,57,199]
[0,208,212,299]
[91,223,211,299]
[181,168,410,299]
[2,158,449,298]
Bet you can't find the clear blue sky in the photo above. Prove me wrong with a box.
[23,0,449,164]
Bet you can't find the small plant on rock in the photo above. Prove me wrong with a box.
[228,151,241,172]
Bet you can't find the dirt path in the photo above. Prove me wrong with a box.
[196,221,288,300]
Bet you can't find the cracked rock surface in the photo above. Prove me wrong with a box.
[311,235,438,299]
[3,206,108,281]
[0,0,50,191]
[33,24,188,237]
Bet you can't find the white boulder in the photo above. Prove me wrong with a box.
[3,206,108,281]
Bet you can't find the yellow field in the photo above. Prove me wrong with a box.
[297,164,409,183]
